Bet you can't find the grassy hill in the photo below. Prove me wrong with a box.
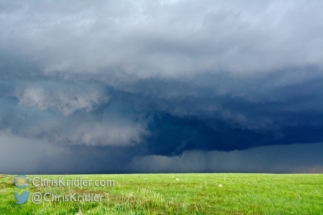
[0,174,322,214]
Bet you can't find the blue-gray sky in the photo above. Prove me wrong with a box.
[0,0,322,173]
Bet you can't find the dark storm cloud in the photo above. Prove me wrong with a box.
[129,142,323,173]
[2,133,322,174]
[0,0,322,173]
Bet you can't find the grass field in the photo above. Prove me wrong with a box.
[0,174,322,214]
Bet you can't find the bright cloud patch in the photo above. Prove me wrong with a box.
[16,82,108,115]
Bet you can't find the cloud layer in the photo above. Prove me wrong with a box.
[1,0,322,76]
[0,0,322,173]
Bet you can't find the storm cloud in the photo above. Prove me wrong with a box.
[0,0,322,173]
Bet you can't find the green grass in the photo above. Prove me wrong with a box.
[0,174,322,214]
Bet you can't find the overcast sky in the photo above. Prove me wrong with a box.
[0,0,322,173]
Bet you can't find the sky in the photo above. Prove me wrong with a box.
[0,0,322,173]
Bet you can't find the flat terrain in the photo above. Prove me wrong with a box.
[0,174,322,214]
